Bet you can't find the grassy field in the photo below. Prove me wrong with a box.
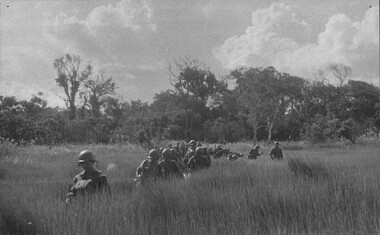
[1,140,380,234]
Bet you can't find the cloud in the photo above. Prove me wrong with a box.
[214,3,379,84]
[45,0,156,59]
[86,0,156,32]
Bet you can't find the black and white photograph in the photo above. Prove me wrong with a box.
[1,0,379,234]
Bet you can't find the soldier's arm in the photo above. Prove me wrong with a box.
[95,175,108,189]
[186,157,194,170]
[66,176,78,203]
[95,175,111,196]
[136,160,147,177]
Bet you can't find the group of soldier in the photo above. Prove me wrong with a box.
[65,141,283,203]
[248,141,283,160]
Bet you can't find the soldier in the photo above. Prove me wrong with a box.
[184,140,197,165]
[135,149,163,184]
[66,150,110,204]
[201,147,212,165]
[269,141,283,160]
[248,145,263,160]
[187,147,211,171]
[175,142,181,154]
[173,143,183,159]
[160,148,184,179]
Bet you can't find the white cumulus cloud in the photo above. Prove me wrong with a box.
[86,0,156,33]
[45,0,156,58]
[214,3,379,84]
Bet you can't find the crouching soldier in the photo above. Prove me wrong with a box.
[270,141,283,160]
[66,150,110,204]
[160,148,184,179]
[135,149,163,185]
[248,145,263,160]
[187,147,211,171]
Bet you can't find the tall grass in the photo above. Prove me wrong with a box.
[1,142,380,234]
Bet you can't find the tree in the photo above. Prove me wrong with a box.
[168,56,227,140]
[83,69,115,117]
[328,63,352,87]
[230,66,285,143]
[53,54,92,120]
[314,68,329,85]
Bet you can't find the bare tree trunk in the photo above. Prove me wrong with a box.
[69,101,76,120]
[267,119,273,142]
[267,106,279,142]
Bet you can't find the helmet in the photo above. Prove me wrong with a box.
[274,141,279,146]
[78,150,96,163]
[162,148,172,160]
[255,145,260,149]
[195,147,204,155]
[148,149,160,159]
[189,140,196,145]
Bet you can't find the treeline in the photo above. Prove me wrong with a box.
[1,54,379,145]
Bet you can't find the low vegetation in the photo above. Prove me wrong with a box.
[1,141,379,234]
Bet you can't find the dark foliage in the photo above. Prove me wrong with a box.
[1,55,379,145]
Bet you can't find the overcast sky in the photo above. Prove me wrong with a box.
[1,0,379,106]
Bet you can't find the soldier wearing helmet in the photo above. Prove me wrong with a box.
[187,147,211,171]
[269,141,283,160]
[66,150,110,204]
[160,148,184,179]
[248,145,263,160]
[135,148,163,185]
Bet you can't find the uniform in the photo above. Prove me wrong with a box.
[66,169,109,200]
[160,160,184,179]
[184,148,196,165]
[248,149,261,160]
[136,158,163,183]
[187,154,211,171]
[269,147,283,160]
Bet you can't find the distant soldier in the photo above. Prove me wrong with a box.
[214,148,230,159]
[184,140,197,165]
[160,148,184,179]
[175,142,181,154]
[174,143,183,158]
[269,141,283,160]
[201,147,212,164]
[187,147,211,171]
[248,145,263,160]
[66,150,110,204]
[223,152,243,161]
[135,149,163,185]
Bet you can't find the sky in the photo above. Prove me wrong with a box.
[1,0,379,107]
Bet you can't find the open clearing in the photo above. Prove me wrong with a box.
[1,141,380,234]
